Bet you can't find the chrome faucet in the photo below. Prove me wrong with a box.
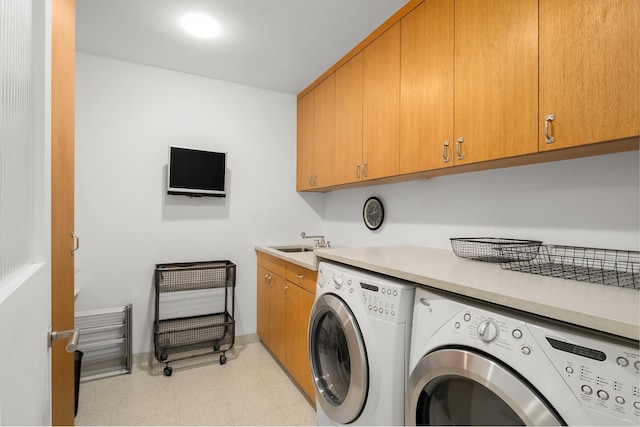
[301,232,330,248]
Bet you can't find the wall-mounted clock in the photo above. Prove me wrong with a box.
[363,197,384,230]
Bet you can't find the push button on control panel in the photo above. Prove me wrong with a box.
[616,356,629,367]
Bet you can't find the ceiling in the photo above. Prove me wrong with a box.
[76,0,408,95]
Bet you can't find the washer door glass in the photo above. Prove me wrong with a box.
[406,348,564,426]
[309,293,368,424]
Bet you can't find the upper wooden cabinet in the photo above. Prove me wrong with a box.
[296,91,314,191]
[539,0,640,151]
[333,25,401,186]
[400,0,454,173]
[313,74,336,187]
[363,22,401,180]
[401,0,537,170]
[297,0,638,191]
[453,0,539,164]
[335,52,364,185]
[296,75,336,189]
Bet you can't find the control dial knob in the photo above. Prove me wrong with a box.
[332,275,344,289]
[477,320,499,343]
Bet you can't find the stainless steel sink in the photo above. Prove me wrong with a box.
[270,246,314,253]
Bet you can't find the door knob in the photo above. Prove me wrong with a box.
[48,326,80,353]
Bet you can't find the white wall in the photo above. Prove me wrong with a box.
[76,53,640,356]
[323,152,640,251]
[75,53,324,354]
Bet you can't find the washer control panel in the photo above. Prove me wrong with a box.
[317,262,414,324]
[358,280,407,322]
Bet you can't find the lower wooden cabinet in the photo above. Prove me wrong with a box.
[256,252,316,400]
[284,280,316,398]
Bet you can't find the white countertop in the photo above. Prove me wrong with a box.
[256,245,639,341]
[256,245,317,269]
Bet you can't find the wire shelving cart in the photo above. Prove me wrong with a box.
[154,260,235,376]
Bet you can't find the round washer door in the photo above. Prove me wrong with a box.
[308,293,368,424]
[406,348,564,426]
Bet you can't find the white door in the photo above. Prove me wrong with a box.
[0,0,53,424]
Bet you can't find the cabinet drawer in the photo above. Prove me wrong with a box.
[257,251,286,277]
[286,262,317,294]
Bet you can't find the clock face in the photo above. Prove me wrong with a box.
[363,197,384,230]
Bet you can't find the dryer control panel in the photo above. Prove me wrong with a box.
[412,287,640,426]
[527,323,640,424]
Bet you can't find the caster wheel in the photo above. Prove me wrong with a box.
[213,342,220,351]
[160,353,168,361]
[164,366,173,377]
[220,354,227,365]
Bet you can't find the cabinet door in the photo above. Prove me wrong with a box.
[400,0,454,173]
[297,91,315,191]
[286,283,316,400]
[539,0,640,150]
[363,22,401,180]
[313,74,336,187]
[269,275,288,365]
[256,266,271,347]
[454,0,538,164]
[335,52,364,185]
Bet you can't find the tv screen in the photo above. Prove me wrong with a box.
[167,146,226,197]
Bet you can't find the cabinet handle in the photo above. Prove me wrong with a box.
[71,232,80,254]
[312,175,317,187]
[545,114,555,144]
[362,162,368,178]
[284,285,289,298]
[355,163,361,178]
[296,273,304,279]
[456,137,464,160]
[442,141,450,163]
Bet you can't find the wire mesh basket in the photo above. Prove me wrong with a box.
[500,245,640,289]
[450,238,543,263]
[154,260,236,374]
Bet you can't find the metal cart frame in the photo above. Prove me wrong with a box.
[154,260,235,376]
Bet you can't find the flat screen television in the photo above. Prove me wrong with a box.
[167,145,226,197]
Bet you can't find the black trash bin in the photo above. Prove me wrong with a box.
[74,350,83,417]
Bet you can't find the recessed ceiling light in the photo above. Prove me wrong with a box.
[180,13,222,39]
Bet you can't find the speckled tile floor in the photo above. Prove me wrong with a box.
[75,341,317,426]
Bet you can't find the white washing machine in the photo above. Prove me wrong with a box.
[406,286,640,426]
[308,261,416,426]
